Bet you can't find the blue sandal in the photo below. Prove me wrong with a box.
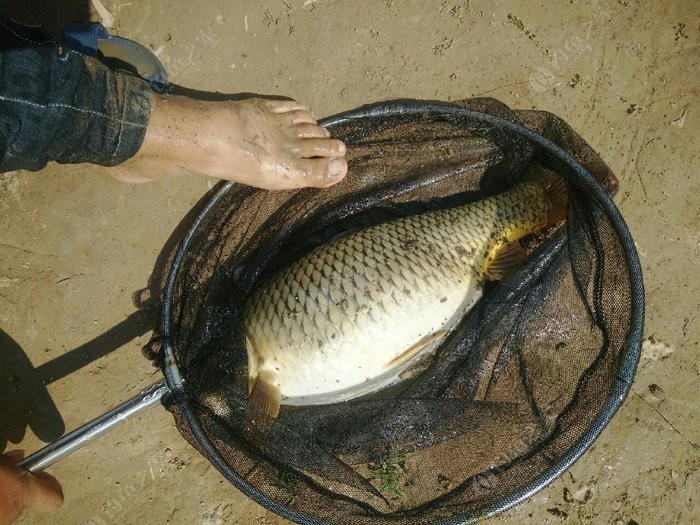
[64,22,169,93]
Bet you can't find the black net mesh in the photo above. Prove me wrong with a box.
[144,98,643,524]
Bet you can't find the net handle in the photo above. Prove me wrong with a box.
[17,380,168,472]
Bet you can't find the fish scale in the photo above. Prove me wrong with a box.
[244,172,567,417]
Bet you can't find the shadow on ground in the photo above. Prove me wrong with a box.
[0,178,225,451]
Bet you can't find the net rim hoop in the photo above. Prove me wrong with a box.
[159,99,645,525]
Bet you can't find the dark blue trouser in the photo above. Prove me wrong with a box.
[0,16,152,172]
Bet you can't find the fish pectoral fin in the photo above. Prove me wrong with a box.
[388,330,448,368]
[245,335,259,393]
[483,240,527,281]
[249,369,282,418]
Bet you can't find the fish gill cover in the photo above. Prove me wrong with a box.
[143,98,642,525]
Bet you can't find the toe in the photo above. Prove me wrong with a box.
[265,99,310,114]
[285,109,318,125]
[299,138,346,158]
[294,123,331,139]
[297,157,348,187]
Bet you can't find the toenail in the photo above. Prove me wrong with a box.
[329,158,345,176]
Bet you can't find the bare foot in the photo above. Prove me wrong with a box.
[110,96,348,189]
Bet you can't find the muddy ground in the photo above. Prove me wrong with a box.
[1,1,698,524]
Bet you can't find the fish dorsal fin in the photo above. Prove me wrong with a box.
[483,240,527,281]
[524,165,569,223]
[249,369,282,418]
[388,330,448,368]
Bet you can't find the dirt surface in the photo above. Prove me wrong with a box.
[1,1,698,524]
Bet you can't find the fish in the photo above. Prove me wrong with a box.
[244,168,568,417]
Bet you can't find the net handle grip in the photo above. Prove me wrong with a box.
[17,380,169,473]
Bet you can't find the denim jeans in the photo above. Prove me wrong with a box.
[0,16,153,172]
